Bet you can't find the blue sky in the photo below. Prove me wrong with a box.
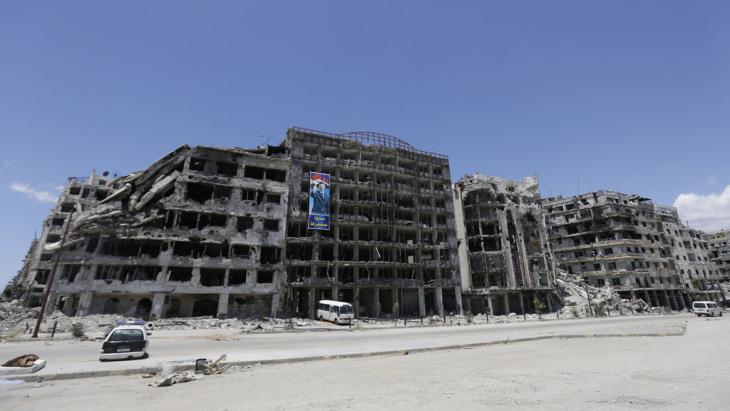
[2,1,730,287]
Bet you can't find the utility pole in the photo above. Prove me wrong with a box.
[32,207,75,338]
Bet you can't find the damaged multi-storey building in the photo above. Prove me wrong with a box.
[284,128,462,319]
[7,171,116,307]
[453,174,558,316]
[8,127,462,320]
[543,191,725,309]
[707,229,730,283]
[10,144,290,320]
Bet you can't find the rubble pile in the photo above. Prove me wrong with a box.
[0,301,38,335]
[555,270,651,318]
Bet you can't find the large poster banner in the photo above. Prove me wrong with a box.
[307,172,330,230]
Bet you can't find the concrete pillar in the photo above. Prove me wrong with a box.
[353,287,360,318]
[643,290,651,306]
[519,292,526,315]
[392,287,399,316]
[309,287,316,319]
[151,293,166,320]
[663,290,671,309]
[435,287,444,316]
[503,293,510,315]
[76,291,94,316]
[270,292,281,318]
[373,287,380,317]
[217,293,229,319]
[45,292,60,316]
[417,287,426,317]
[62,295,77,317]
[546,292,553,313]
[454,287,464,315]
[487,295,494,317]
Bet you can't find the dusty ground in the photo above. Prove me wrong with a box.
[2,315,728,410]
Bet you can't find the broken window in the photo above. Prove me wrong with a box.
[266,168,286,182]
[200,268,225,286]
[189,158,206,171]
[133,266,160,282]
[179,212,198,229]
[203,242,225,258]
[95,189,109,201]
[237,216,254,232]
[168,267,193,282]
[244,166,265,180]
[266,193,281,204]
[60,203,75,212]
[69,186,80,195]
[215,161,238,177]
[260,246,281,264]
[60,265,81,283]
[34,269,51,285]
[187,182,214,203]
[256,270,274,284]
[263,219,279,231]
[228,269,246,285]
[231,244,251,258]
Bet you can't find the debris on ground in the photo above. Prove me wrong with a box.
[197,354,229,375]
[0,354,46,375]
[555,270,652,318]
[150,371,199,387]
[2,354,39,367]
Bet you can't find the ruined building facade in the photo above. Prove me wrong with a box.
[13,145,290,320]
[10,128,462,320]
[284,128,462,319]
[8,171,114,307]
[453,174,557,316]
[707,229,730,282]
[543,192,724,309]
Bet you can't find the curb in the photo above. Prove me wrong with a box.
[4,321,687,383]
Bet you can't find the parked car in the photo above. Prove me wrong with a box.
[99,325,149,361]
[317,300,355,325]
[692,301,723,317]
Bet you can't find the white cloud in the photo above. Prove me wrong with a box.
[9,182,58,203]
[674,185,730,232]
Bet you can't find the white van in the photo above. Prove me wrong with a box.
[692,301,723,317]
[317,300,354,325]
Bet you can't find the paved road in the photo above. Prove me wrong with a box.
[0,314,687,378]
[2,314,725,410]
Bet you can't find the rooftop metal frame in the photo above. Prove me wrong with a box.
[289,127,448,160]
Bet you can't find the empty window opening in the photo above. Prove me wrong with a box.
[95,189,109,201]
[200,268,225,286]
[266,193,281,204]
[231,244,251,258]
[260,246,281,264]
[189,158,206,171]
[256,270,274,284]
[168,267,193,282]
[264,219,279,231]
[237,216,254,232]
[216,161,238,177]
[187,182,214,203]
[244,166,265,180]
[228,269,246,285]
[266,168,286,182]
